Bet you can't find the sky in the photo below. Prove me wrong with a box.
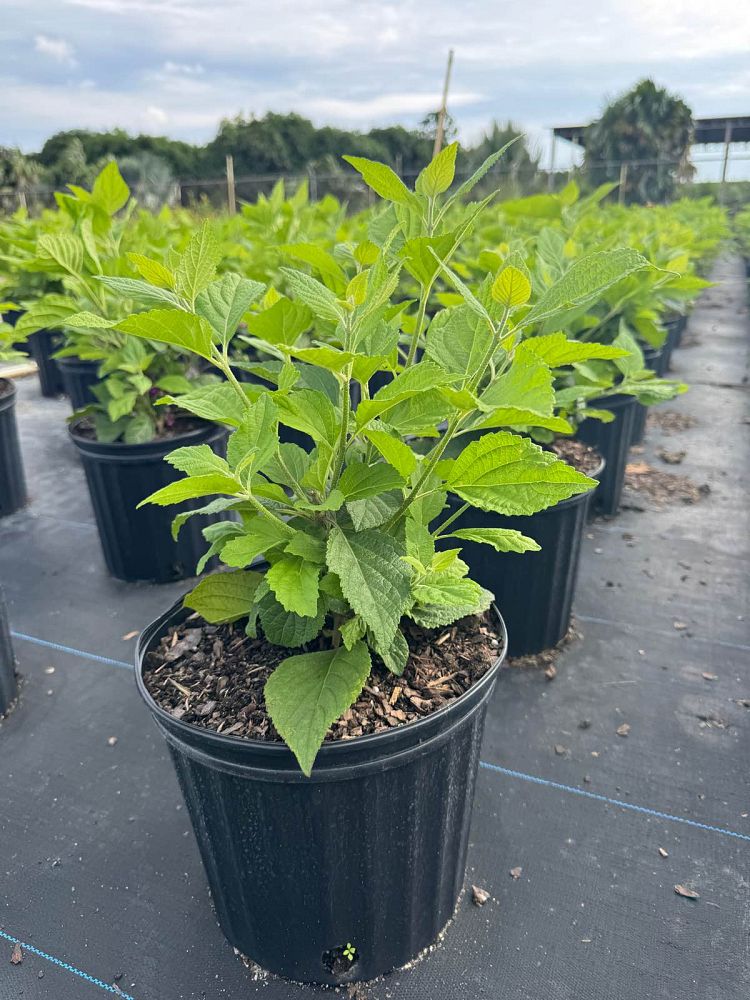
[1,0,749,177]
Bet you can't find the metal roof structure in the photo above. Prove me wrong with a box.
[553,116,750,146]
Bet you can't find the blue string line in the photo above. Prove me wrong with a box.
[0,929,135,999]
[10,629,750,845]
[479,761,750,844]
[10,631,133,670]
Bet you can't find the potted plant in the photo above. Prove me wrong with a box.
[19,164,235,582]
[98,147,657,983]
[0,315,27,517]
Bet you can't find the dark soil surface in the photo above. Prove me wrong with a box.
[549,437,602,475]
[71,413,204,443]
[143,612,503,742]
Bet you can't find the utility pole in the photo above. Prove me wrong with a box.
[226,154,236,214]
[433,49,454,158]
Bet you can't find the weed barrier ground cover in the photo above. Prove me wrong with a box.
[0,257,748,999]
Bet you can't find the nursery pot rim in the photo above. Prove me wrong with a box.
[56,354,100,370]
[68,417,223,460]
[135,594,507,776]
[0,377,16,413]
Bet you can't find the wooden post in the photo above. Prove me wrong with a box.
[618,162,628,204]
[548,133,557,191]
[720,122,732,190]
[226,154,236,214]
[432,49,454,158]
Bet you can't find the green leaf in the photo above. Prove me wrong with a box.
[492,265,531,308]
[276,388,339,445]
[356,359,458,427]
[442,431,596,515]
[281,243,347,290]
[65,310,120,329]
[257,589,325,646]
[14,294,79,336]
[38,233,84,275]
[524,332,630,367]
[171,497,243,540]
[97,275,182,308]
[342,155,414,205]
[263,442,311,489]
[370,628,409,675]
[245,297,312,345]
[416,142,458,197]
[122,412,154,444]
[339,615,366,650]
[279,267,345,324]
[138,473,243,508]
[91,161,130,214]
[221,516,292,566]
[443,527,540,552]
[126,252,175,289]
[160,382,257,427]
[184,569,263,623]
[196,274,265,346]
[362,428,417,479]
[265,641,372,775]
[480,342,554,416]
[411,578,493,629]
[444,136,521,209]
[175,222,221,304]
[266,555,320,617]
[119,308,215,361]
[227,394,278,473]
[165,444,230,477]
[338,462,405,502]
[521,249,652,329]
[326,527,411,647]
[285,529,326,563]
[425,306,493,381]
[346,492,401,530]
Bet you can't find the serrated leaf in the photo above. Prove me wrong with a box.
[196,273,265,346]
[91,161,130,214]
[165,444,231,477]
[326,527,411,647]
[266,555,320,617]
[356,359,459,427]
[370,628,409,675]
[65,310,120,329]
[245,297,312,345]
[138,473,243,508]
[411,579,494,628]
[265,641,372,775]
[362,428,417,478]
[339,615,366,650]
[171,497,243,540]
[280,267,345,324]
[38,233,84,275]
[14,295,80,336]
[480,342,554,416]
[184,569,263,623]
[263,442,311,488]
[342,155,414,205]
[524,332,630,367]
[220,516,292,567]
[443,431,596,515]
[119,308,215,361]
[285,529,326,563]
[97,275,182,308]
[346,491,401,530]
[520,249,652,329]
[338,461,405,502]
[443,527,540,552]
[492,265,531,308]
[276,388,339,445]
[425,305,493,381]
[126,252,175,289]
[227,394,278,473]
[257,589,325,647]
[176,222,220,304]
[416,142,458,197]
[160,382,256,427]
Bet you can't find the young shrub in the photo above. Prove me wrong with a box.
[114,147,651,774]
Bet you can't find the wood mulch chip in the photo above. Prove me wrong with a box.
[624,462,709,507]
[549,438,602,476]
[143,612,503,743]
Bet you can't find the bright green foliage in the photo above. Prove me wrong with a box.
[31,141,720,776]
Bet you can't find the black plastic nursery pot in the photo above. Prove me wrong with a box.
[69,420,229,583]
[136,598,507,985]
[27,329,65,397]
[0,379,27,518]
[57,355,101,411]
[0,586,18,715]
[436,461,604,657]
[576,393,637,516]
[631,345,664,445]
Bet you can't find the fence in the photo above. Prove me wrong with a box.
[4,153,750,216]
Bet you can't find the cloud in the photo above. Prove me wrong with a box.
[34,34,78,67]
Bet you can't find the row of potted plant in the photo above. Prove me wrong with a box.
[0,152,726,984]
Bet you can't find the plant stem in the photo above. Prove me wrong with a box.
[385,411,463,528]
[431,502,470,538]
